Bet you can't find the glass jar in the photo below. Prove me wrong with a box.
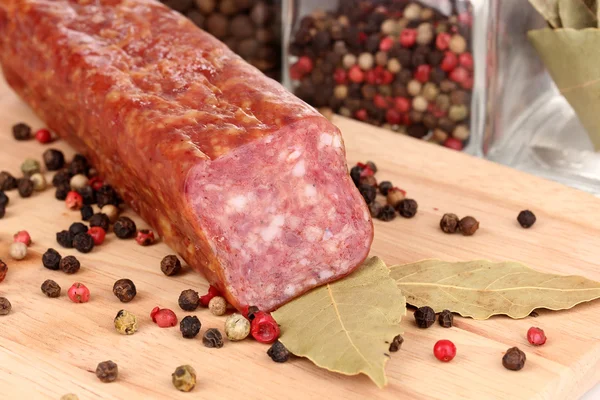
[163,0,282,80]
[283,0,475,150]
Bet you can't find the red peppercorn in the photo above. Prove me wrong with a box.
[459,52,474,70]
[402,113,411,126]
[444,137,464,151]
[289,63,303,81]
[394,97,411,113]
[135,229,155,246]
[436,32,451,51]
[414,65,432,83]
[199,285,221,307]
[250,311,280,344]
[13,230,32,246]
[386,109,402,125]
[89,176,104,191]
[461,76,474,90]
[355,108,368,121]
[440,52,459,72]
[527,327,547,346]
[358,31,368,44]
[35,128,52,144]
[65,191,83,210]
[399,29,417,48]
[434,340,456,362]
[373,94,389,109]
[359,166,374,178]
[380,36,394,52]
[348,65,364,83]
[333,68,347,85]
[296,56,314,75]
[68,282,90,303]
[450,66,469,84]
[88,227,106,245]
[150,306,178,327]
[380,69,394,85]
[365,69,377,85]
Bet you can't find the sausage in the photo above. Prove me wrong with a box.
[0,0,373,311]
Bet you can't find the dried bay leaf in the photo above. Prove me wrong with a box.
[272,257,406,388]
[390,259,600,320]
[558,0,597,29]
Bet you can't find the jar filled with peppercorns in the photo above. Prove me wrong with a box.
[161,0,282,80]
[284,0,474,151]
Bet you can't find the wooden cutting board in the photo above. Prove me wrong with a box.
[1,76,600,400]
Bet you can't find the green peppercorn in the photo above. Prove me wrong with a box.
[21,158,41,177]
[172,365,196,392]
[114,310,138,335]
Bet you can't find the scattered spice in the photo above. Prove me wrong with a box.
[386,187,405,208]
[73,232,94,253]
[21,158,41,177]
[41,279,61,298]
[13,230,32,246]
[80,205,94,221]
[250,311,280,344]
[0,260,7,283]
[17,178,34,198]
[60,256,81,274]
[378,204,396,221]
[136,229,155,246]
[89,213,110,232]
[52,169,71,187]
[180,315,202,339]
[30,173,46,191]
[101,204,119,223]
[224,313,251,341]
[527,327,547,346]
[379,181,393,196]
[517,210,536,229]
[9,242,27,260]
[77,186,96,205]
[440,213,460,233]
[172,365,196,392]
[68,154,90,177]
[502,347,526,371]
[96,185,120,208]
[151,307,178,327]
[199,285,221,307]
[95,360,118,383]
[267,340,290,363]
[0,297,12,315]
[459,216,479,236]
[161,255,182,276]
[433,339,456,362]
[65,191,83,210]
[69,222,88,237]
[389,334,404,352]
[114,310,138,335]
[179,289,200,311]
[369,201,383,218]
[203,328,224,348]
[35,128,52,144]
[113,216,137,239]
[12,122,31,140]
[113,279,137,302]
[67,282,90,303]
[69,174,89,191]
[42,248,62,270]
[397,198,418,218]
[208,296,227,316]
[88,227,106,245]
[414,306,436,328]
[56,230,74,248]
[438,309,454,328]
[0,171,17,191]
[43,149,65,171]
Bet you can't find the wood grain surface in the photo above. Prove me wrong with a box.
[1,76,600,400]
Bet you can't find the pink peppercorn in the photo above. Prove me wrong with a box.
[459,52,474,70]
[527,327,547,346]
[289,64,303,81]
[380,68,394,85]
[88,177,104,191]
[151,306,178,327]
[355,109,368,121]
[348,65,364,83]
[461,76,474,90]
[250,311,280,344]
[444,137,464,151]
[135,229,155,246]
[373,94,389,109]
[296,56,313,75]
[68,283,90,303]
[34,128,52,144]
[458,12,473,26]
[364,69,377,85]
[399,29,417,48]
[379,36,394,52]
[333,68,347,85]
[436,32,451,51]
[13,230,32,246]
[385,109,402,125]
[394,97,411,113]
[450,66,469,84]
[440,52,459,72]
[414,65,432,83]
[65,191,83,210]
[402,113,411,126]
[88,227,106,245]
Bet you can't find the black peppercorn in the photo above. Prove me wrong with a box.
[89,213,110,232]
[379,181,393,196]
[517,210,536,229]
[56,230,74,248]
[43,149,65,171]
[414,306,436,328]
[55,184,70,201]
[378,205,397,221]
[397,199,418,218]
[203,328,224,348]
[358,183,376,205]
[502,347,526,371]
[365,161,377,173]
[81,205,94,221]
[113,278,137,302]
[389,334,404,352]
[247,305,260,321]
[42,248,62,270]
[77,186,96,205]
[96,185,120,208]
[369,201,383,218]
[69,222,88,237]
[267,340,290,363]
[161,255,182,276]
[440,213,460,233]
[0,171,17,191]
[96,360,118,383]
[73,233,94,253]
[459,216,479,236]
[12,122,31,140]
[350,165,362,187]
[0,297,12,315]
[178,289,200,311]
[0,206,5,219]
[41,279,61,298]
[0,191,8,208]
[68,154,90,176]
[114,216,137,239]
[407,124,429,139]
[52,170,71,187]
[59,255,81,274]
[180,316,202,339]
[438,309,454,328]
[17,178,34,198]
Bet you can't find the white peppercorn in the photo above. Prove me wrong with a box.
[421,7,434,20]
[407,80,422,97]
[416,23,434,45]
[208,296,227,316]
[436,94,451,111]
[30,172,47,191]
[449,34,467,54]
[70,174,89,191]
[433,129,449,143]
[449,104,469,122]
[224,313,250,341]
[381,19,399,35]
[422,82,439,102]
[342,53,357,69]
[339,107,352,118]
[101,204,119,223]
[334,85,348,100]
[387,58,402,73]
[9,242,27,260]
[412,96,428,113]
[453,125,470,140]
[404,3,422,20]
[358,52,374,71]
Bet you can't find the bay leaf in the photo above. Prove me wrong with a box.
[558,0,598,29]
[390,259,600,320]
[272,257,406,388]
[528,28,600,151]
[529,0,562,28]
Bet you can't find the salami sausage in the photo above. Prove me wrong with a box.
[0,0,373,311]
